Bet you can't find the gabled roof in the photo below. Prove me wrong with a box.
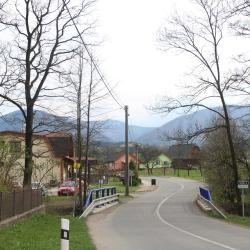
[106,151,137,163]
[168,144,200,160]
[45,133,73,158]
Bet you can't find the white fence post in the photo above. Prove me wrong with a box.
[61,218,69,250]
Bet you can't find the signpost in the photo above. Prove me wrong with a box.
[238,181,249,217]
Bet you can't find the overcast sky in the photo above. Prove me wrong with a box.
[1,0,248,128]
[90,0,248,127]
[93,0,193,127]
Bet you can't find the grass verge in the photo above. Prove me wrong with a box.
[209,212,250,228]
[139,168,204,182]
[89,179,141,194]
[0,214,96,250]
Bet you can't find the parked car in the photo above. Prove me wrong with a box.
[57,181,79,196]
[31,181,48,196]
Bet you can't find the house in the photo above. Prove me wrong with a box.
[0,131,73,184]
[106,152,138,171]
[139,153,172,169]
[168,144,201,169]
[63,156,98,181]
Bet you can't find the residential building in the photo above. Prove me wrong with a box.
[139,153,172,169]
[168,144,201,169]
[106,152,138,171]
[0,131,73,184]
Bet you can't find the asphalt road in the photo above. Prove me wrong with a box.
[87,177,250,250]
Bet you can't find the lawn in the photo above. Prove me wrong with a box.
[209,212,250,228]
[89,177,141,194]
[0,214,96,250]
[139,168,204,182]
[226,214,250,227]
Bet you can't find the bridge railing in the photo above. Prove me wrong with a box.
[84,186,117,207]
[79,187,118,218]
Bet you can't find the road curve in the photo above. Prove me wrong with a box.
[87,177,250,250]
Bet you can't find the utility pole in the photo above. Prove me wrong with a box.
[135,144,139,172]
[125,105,129,196]
[77,49,83,212]
[84,59,93,206]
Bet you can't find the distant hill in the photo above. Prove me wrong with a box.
[0,110,155,143]
[101,119,155,143]
[1,106,249,145]
[136,106,250,146]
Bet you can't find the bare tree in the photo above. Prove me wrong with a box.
[0,0,95,187]
[225,1,250,100]
[154,0,243,212]
[0,139,23,186]
[202,117,250,213]
[140,145,160,175]
[65,48,109,207]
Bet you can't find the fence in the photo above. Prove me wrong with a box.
[0,189,42,222]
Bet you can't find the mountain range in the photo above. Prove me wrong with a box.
[0,106,249,146]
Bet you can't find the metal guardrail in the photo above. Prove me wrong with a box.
[85,186,116,207]
[198,193,227,219]
[79,194,119,218]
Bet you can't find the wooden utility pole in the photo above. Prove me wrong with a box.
[125,105,129,196]
[135,144,139,172]
[84,60,93,205]
[77,50,83,211]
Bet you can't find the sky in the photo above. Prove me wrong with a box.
[91,0,248,127]
[1,0,249,128]
[93,0,191,127]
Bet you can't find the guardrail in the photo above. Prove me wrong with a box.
[198,186,227,219]
[84,186,116,207]
[79,194,119,218]
[79,187,118,218]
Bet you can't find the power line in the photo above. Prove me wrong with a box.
[62,0,124,110]
[90,107,123,118]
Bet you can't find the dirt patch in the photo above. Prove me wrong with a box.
[45,200,75,215]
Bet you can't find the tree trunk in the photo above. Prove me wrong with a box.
[23,106,33,187]
[146,163,150,175]
[220,94,241,214]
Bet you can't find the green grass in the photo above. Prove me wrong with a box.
[209,212,250,228]
[226,214,250,227]
[139,168,204,182]
[0,214,96,250]
[44,195,75,202]
[0,186,9,192]
[89,178,141,194]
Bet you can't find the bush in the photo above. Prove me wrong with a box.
[129,160,140,186]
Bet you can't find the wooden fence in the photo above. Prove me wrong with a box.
[0,189,42,222]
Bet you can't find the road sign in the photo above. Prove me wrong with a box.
[73,163,80,169]
[238,181,249,189]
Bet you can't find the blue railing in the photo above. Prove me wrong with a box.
[85,186,116,207]
[199,186,212,202]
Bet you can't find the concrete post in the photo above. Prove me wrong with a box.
[61,218,69,250]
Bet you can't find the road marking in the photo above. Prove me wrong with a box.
[155,179,238,250]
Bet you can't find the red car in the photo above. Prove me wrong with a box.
[58,181,79,196]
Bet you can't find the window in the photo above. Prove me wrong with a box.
[10,141,21,153]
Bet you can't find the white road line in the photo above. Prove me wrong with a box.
[155,179,238,250]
